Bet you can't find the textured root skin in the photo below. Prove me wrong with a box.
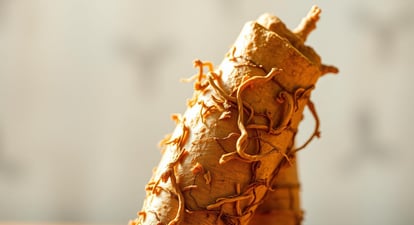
[130,5,338,225]
[248,155,302,225]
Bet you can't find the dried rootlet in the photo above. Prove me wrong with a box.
[130,5,338,225]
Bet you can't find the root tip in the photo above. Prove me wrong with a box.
[320,64,339,76]
[294,5,322,42]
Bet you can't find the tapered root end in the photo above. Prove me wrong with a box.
[294,5,322,42]
[320,64,339,76]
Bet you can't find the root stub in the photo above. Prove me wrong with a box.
[131,5,337,225]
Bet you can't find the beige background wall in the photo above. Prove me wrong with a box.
[0,0,413,224]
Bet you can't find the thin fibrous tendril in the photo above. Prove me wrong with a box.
[206,194,253,210]
[220,68,295,163]
[167,167,185,225]
[207,72,255,118]
[182,59,215,91]
[293,85,315,112]
[150,117,190,225]
[291,99,320,153]
[257,137,292,166]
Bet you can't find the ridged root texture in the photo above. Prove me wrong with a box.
[130,5,337,225]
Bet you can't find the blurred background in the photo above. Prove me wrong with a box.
[0,0,413,225]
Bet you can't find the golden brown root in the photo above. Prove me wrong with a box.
[248,155,302,225]
[294,5,321,42]
[130,5,337,225]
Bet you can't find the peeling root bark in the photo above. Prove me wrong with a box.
[130,5,337,225]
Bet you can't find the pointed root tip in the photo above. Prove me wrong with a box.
[219,154,230,164]
[320,64,339,76]
[294,5,322,42]
[309,5,322,19]
[193,59,202,67]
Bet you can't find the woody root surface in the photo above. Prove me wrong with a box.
[130,5,338,225]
